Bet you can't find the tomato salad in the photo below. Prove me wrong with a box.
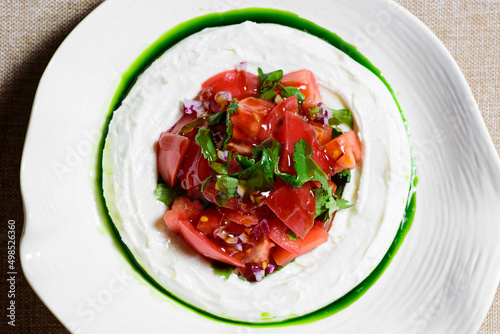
[155,63,362,282]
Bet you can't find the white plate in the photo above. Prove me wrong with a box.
[20,0,500,333]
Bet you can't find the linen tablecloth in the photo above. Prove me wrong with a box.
[1,0,498,332]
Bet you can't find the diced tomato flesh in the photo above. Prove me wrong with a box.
[163,196,204,234]
[178,219,245,267]
[196,207,223,235]
[219,208,260,226]
[280,70,322,112]
[242,236,275,264]
[201,70,259,100]
[266,182,316,238]
[272,226,329,266]
[231,97,275,143]
[343,131,363,161]
[259,95,299,140]
[178,141,214,189]
[157,132,190,188]
[268,218,301,254]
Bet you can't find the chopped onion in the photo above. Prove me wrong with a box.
[266,264,276,274]
[251,266,265,282]
[236,61,247,72]
[217,150,229,162]
[182,99,204,117]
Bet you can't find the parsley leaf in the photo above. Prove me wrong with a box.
[292,139,329,190]
[207,110,226,125]
[327,108,353,129]
[154,182,184,207]
[215,175,239,199]
[278,85,305,103]
[234,155,256,169]
[258,68,283,100]
[195,127,217,163]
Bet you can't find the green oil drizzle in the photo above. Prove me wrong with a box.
[96,7,417,328]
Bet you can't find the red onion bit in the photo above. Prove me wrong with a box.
[251,266,266,282]
[182,99,205,117]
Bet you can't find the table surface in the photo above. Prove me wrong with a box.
[1,0,498,333]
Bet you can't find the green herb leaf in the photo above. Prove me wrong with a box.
[293,139,329,190]
[327,108,353,129]
[279,85,305,103]
[234,155,256,169]
[332,168,351,197]
[258,68,283,100]
[221,98,238,150]
[215,175,239,198]
[195,127,217,162]
[211,261,236,279]
[207,111,226,125]
[242,149,275,193]
[315,185,352,221]
[154,182,184,207]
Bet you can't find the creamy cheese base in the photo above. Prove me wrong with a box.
[103,22,412,322]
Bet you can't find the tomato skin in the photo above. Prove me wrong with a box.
[178,219,245,267]
[231,97,275,144]
[157,132,190,188]
[201,70,259,100]
[343,131,362,161]
[196,207,223,235]
[219,208,260,226]
[178,141,214,189]
[280,70,322,112]
[272,226,329,266]
[163,196,204,234]
[310,123,333,145]
[268,218,302,254]
[259,95,299,141]
[266,182,316,238]
[323,131,361,172]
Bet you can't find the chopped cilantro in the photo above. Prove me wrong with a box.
[332,168,351,197]
[195,127,217,162]
[293,139,329,189]
[315,185,352,221]
[206,110,226,125]
[278,85,305,103]
[234,155,256,169]
[258,68,283,100]
[154,182,184,207]
[215,175,239,198]
[327,108,353,129]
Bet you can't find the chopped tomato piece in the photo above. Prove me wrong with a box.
[201,70,259,100]
[242,236,275,264]
[323,132,357,171]
[231,97,275,143]
[272,226,329,266]
[178,141,214,189]
[196,207,223,235]
[310,123,333,145]
[343,131,363,161]
[219,208,260,226]
[259,95,299,140]
[280,70,322,112]
[271,109,318,174]
[163,196,204,234]
[178,219,245,267]
[266,183,315,238]
[157,132,190,188]
[268,218,301,254]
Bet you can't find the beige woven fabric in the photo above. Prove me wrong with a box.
[0,0,498,333]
